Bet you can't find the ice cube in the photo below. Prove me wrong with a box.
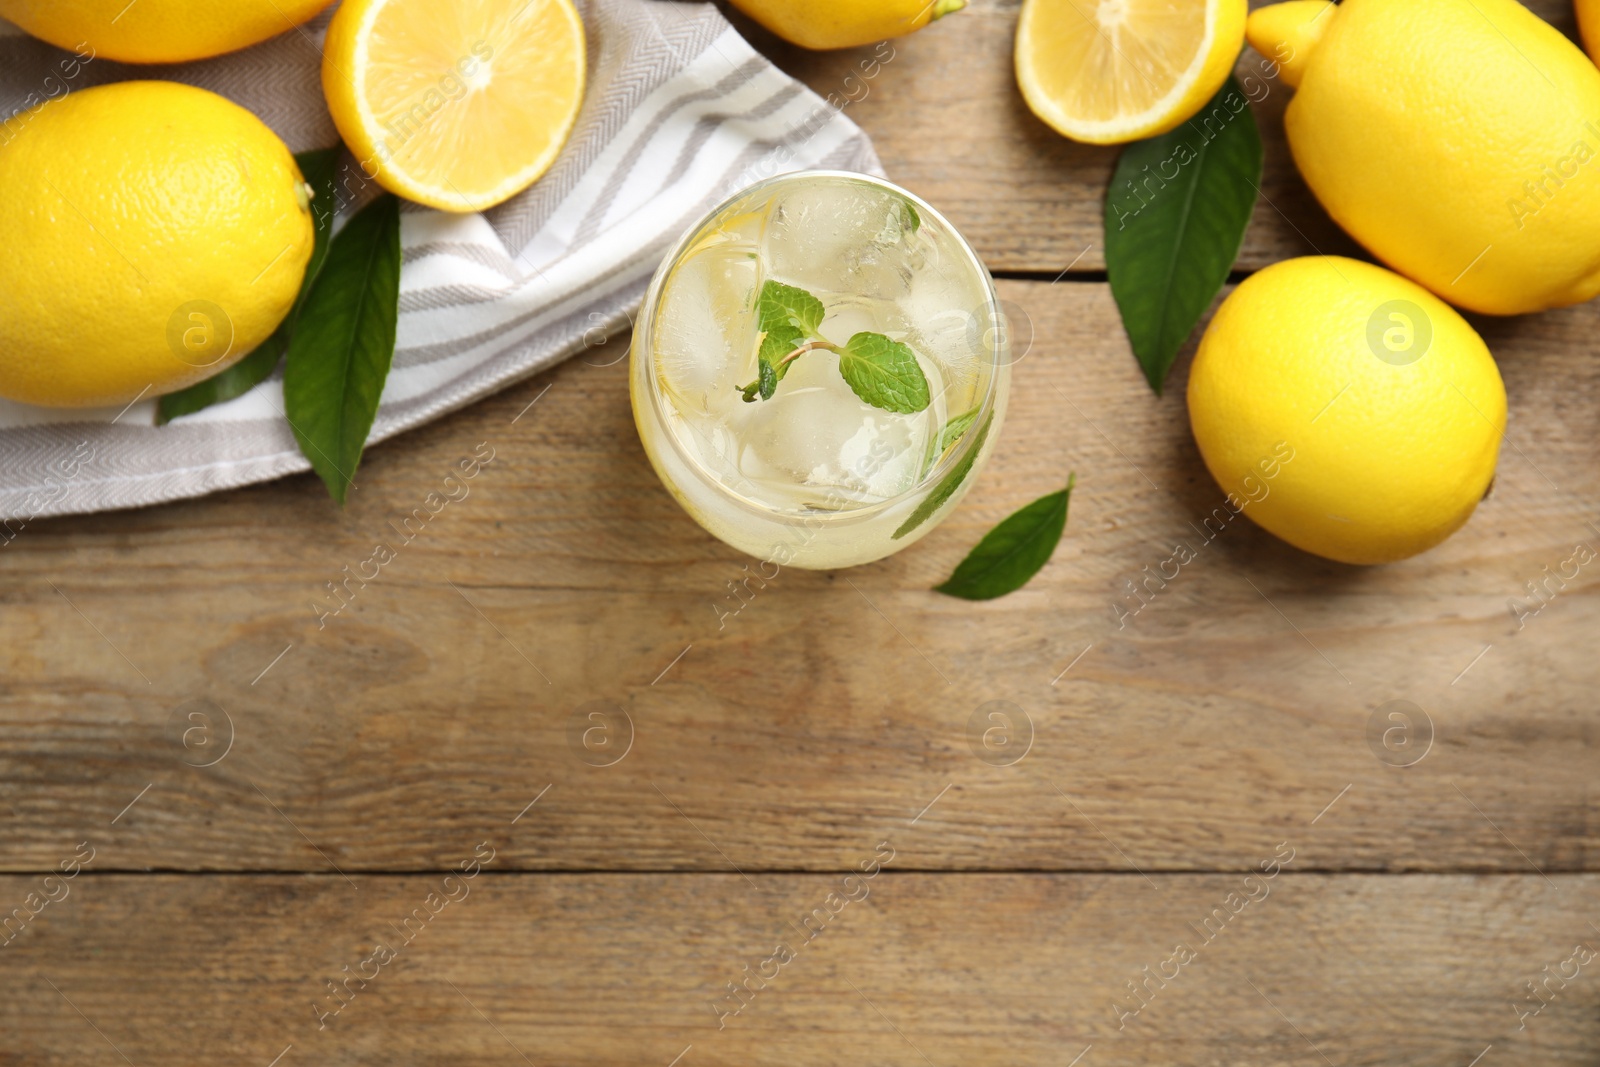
[730,354,928,503]
[653,238,761,406]
[897,254,991,397]
[763,180,922,301]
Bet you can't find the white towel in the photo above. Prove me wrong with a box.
[0,0,882,520]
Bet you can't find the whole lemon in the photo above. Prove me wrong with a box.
[1577,0,1600,67]
[0,81,313,408]
[728,0,966,50]
[0,0,336,64]
[1187,257,1505,565]
[1247,0,1600,316]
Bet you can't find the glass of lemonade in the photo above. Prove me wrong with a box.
[630,170,1010,569]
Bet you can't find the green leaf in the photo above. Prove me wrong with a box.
[935,475,1074,600]
[288,146,342,320]
[157,336,287,425]
[157,146,342,425]
[892,412,992,540]
[283,193,402,505]
[935,408,978,457]
[758,280,825,339]
[758,357,778,400]
[759,321,805,373]
[902,199,922,234]
[838,332,931,413]
[1105,75,1261,395]
[922,407,979,478]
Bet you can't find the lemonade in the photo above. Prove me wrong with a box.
[631,171,1010,569]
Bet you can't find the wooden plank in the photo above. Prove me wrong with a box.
[720,0,1577,274]
[1,279,1595,873]
[0,871,1594,1064]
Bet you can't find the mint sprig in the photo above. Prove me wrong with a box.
[737,280,931,415]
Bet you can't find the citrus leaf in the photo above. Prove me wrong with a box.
[283,193,402,505]
[839,332,931,413]
[935,475,1074,600]
[157,146,341,425]
[893,412,992,540]
[1105,75,1261,395]
[758,280,825,338]
[156,335,286,425]
[288,146,342,320]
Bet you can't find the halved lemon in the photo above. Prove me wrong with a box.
[1015,0,1246,145]
[322,0,587,213]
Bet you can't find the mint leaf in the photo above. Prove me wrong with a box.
[935,409,978,458]
[759,320,804,375]
[1106,75,1261,394]
[283,193,402,505]
[759,280,825,338]
[935,475,1074,600]
[838,332,930,413]
[740,281,821,402]
[893,412,992,540]
[158,146,341,425]
[902,199,921,234]
[922,407,979,478]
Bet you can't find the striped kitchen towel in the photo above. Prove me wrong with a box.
[0,0,882,520]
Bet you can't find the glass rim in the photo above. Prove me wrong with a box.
[635,168,1005,525]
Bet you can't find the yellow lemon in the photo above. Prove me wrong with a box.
[1581,0,1600,65]
[1016,0,1247,145]
[1187,257,1505,565]
[0,81,312,408]
[728,0,967,51]
[322,0,586,214]
[1248,0,1600,316]
[0,0,336,64]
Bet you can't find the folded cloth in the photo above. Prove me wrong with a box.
[0,0,882,521]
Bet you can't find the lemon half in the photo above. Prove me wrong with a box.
[322,0,587,213]
[1016,0,1247,145]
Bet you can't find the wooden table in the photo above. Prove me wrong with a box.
[3,1,1598,1063]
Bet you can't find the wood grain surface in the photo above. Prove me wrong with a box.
[3,1,1598,1064]
[1,872,1596,1065]
[1,281,1595,873]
